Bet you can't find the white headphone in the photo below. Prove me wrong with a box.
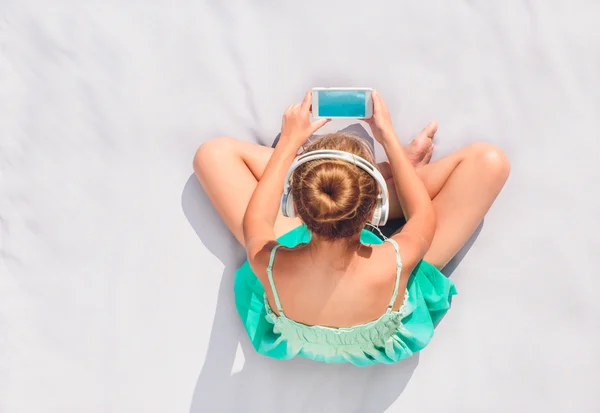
[280,149,389,227]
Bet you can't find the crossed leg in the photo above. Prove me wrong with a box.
[194,138,303,244]
[194,128,510,270]
[381,142,510,267]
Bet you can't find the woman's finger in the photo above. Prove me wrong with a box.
[302,90,312,112]
[371,90,383,114]
[311,117,330,133]
[301,90,312,112]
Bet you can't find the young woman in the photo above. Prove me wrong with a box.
[194,90,510,366]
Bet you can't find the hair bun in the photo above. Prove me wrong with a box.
[290,132,379,240]
[300,162,360,224]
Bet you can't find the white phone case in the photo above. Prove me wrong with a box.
[312,87,373,119]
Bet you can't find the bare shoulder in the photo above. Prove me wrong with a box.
[360,241,416,311]
[247,242,307,282]
[360,242,400,285]
[363,239,419,284]
[246,239,280,284]
[389,232,425,275]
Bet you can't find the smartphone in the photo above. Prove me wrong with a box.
[311,87,373,119]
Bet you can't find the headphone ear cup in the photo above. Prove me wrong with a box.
[280,192,290,217]
[286,192,296,218]
[370,199,389,227]
[370,204,382,226]
[377,200,389,226]
[281,191,296,218]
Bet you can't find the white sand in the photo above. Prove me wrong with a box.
[1,1,599,412]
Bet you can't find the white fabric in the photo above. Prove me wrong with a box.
[1,1,599,412]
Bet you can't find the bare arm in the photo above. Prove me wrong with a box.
[366,91,436,268]
[242,141,297,259]
[383,132,436,260]
[242,91,329,262]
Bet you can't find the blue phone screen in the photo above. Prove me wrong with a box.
[318,90,366,117]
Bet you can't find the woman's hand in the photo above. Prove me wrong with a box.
[280,91,330,149]
[364,90,396,144]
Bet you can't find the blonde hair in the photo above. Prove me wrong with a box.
[291,133,380,239]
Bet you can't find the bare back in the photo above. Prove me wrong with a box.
[262,241,412,328]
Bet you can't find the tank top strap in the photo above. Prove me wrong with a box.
[384,238,403,310]
[266,244,284,315]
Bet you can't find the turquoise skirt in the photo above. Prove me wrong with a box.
[234,225,457,366]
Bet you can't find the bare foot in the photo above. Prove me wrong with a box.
[405,121,438,167]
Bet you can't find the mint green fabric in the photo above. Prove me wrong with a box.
[234,225,457,366]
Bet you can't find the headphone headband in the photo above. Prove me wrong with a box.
[281,149,389,226]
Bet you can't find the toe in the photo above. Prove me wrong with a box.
[422,120,438,139]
